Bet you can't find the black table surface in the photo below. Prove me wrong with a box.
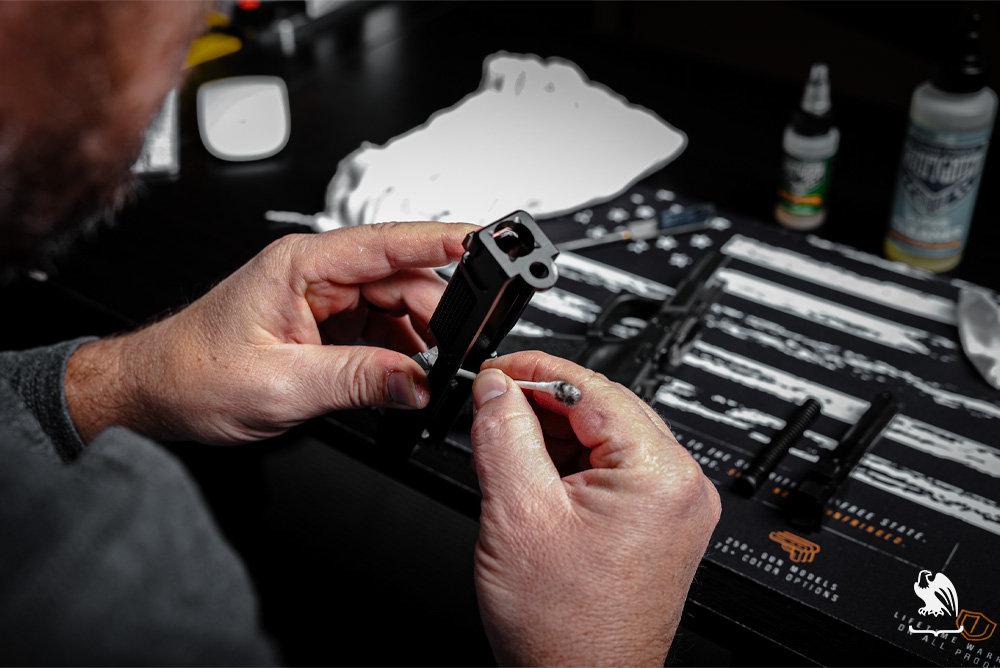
[3,2,999,665]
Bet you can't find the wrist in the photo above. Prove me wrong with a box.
[64,326,168,443]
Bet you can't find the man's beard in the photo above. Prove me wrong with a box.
[0,2,211,288]
[0,175,139,286]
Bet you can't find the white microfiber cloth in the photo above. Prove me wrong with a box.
[312,52,686,230]
[958,287,1000,390]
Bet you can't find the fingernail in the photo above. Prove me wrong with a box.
[388,371,424,409]
[473,368,508,407]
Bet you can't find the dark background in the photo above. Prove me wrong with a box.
[2,2,997,665]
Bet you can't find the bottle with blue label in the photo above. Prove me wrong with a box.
[886,12,997,273]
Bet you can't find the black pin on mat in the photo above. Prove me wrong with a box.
[786,391,902,531]
[734,397,822,497]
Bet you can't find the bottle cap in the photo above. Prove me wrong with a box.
[931,12,988,94]
[793,63,835,136]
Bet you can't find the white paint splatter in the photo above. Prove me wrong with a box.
[688,341,1000,478]
[891,417,1000,478]
[635,204,656,219]
[509,321,553,337]
[656,390,752,429]
[607,207,630,223]
[689,234,713,249]
[670,253,693,268]
[720,269,953,355]
[555,252,671,300]
[528,287,600,323]
[724,235,957,325]
[854,455,1000,536]
[806,235,936,281]
[656,236,679,251]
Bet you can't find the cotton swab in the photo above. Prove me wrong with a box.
[454,368,582,407]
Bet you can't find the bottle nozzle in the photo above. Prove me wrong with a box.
[801,63,831,116]
[932,11,988,94]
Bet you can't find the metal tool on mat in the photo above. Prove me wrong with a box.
[557,202,716,251]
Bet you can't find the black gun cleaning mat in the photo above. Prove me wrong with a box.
[524,184,1000,667]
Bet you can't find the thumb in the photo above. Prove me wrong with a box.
[301,344,430,411]
[470,369,562,508]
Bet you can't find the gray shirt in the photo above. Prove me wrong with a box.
[0,339,278,665]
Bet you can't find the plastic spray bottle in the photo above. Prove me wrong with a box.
[775,63,839,230]
[885,12,997,272]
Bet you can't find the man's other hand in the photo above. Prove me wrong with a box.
[66,222,476,444]
[470,352,721,667]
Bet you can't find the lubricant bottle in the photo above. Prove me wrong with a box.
[775,63,839,230]
[885,12,997,272]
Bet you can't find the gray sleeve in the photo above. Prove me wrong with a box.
[0,340,283,665]
[0,421,282,666]
[0,337,95,462]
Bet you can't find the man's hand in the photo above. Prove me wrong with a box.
[66,222,477,444]
[470,352,721,667]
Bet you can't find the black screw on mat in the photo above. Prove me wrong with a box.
[733,397,822,497]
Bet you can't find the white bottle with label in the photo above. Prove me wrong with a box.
[885,12,997,272]
[775,63,839,230]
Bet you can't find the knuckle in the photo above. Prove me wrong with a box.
[666,456,707,497]
[586,369,614,387]
[248,371,298,425]
[471,407,507,447]
[368,221,403,253]
[646,449,708,502]
[651,452,723,529]
[257,233,308,276]
[264,232,307,258]
[705,478,723,524]
[342,353,378,406]
[375,220,403,235]
[471,399,536,450]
